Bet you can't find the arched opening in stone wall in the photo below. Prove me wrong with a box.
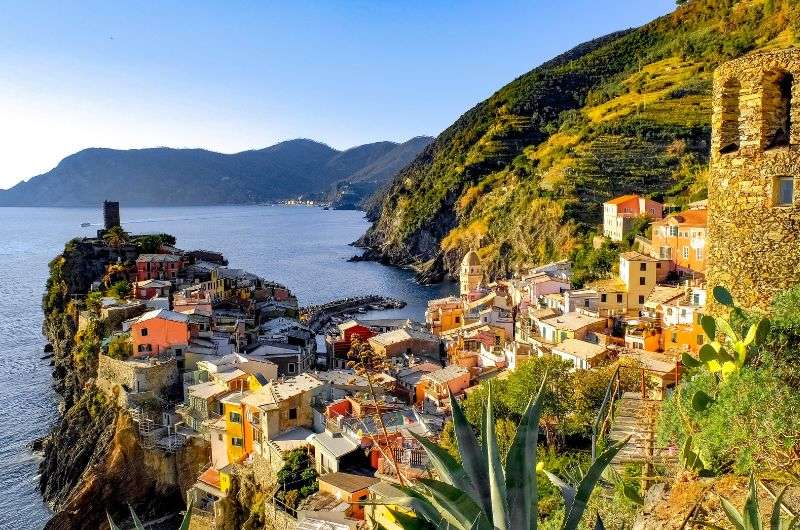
[762,69,793,149]
[719,78,742,154]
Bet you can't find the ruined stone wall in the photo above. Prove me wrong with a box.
[707,48,800,313]
[96,354,178,405]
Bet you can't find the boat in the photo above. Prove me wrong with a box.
[323,206,330,210]
[80,222,91,227]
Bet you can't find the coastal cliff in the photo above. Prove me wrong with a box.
[39,239,206,529]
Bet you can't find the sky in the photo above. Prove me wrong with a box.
[0,0,675,189]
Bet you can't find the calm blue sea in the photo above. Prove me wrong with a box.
[0,205,454,529]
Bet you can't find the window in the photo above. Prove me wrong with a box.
[288,408,298,420]
[639,277,646,286]
[671,332,678,343]
[670,226,679,237]
[287,362,296,374]
[230,411,242,423]
[682,247,689,259]
[639,262,647,272]
[616,294,623,303]
[600,294,607,303]
[697,335,705,346]
[719,78,741,154]
[775,176,795,206]
[218,434,223,441]
[137,344,151,353]
[693,293,701,306]
[140,328,148,336]
[763,70,793,149]
[231,437,243,447]
[638,295,645,304]
[455,316,460,323]
[695,247,703,260]
[584,299,590,308]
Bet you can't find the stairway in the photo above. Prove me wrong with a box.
[608,392,677,467]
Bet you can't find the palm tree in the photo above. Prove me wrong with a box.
[103,225,130,248]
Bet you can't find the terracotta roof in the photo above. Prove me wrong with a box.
[620,251,658,262]
[541,312,606,332]
[655,209,707,227]
[604,194,640,205]
[134,308,189,324]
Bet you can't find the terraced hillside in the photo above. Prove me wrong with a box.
[360,0,800,282]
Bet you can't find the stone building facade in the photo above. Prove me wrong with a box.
[707,48,800,313]
[96,354,178,406]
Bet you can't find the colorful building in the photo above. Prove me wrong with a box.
[136,253,185,281]
[603,195,664,242]
[130,309,190,357]
[651,208,708,274]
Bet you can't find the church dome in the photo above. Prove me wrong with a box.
[462,250,481,267]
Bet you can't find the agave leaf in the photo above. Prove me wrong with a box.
[506,375,546,530]
[720,496,746,530]
[701,315,717,341]
[106,513,122,530]
[544,470,576,510]
[178,500,194,530]
[409,430,474,497]
[417,478,491,530]
[744,475,762,530]
[682,351,702,368]
[562,437,628,530]
[691,390,715,412]
[485,385,509,530]
[699,344,719,363]
[595,514,607,530]
[449,391,492,518]
[128,505,145,530]
[770,486,789,530]
[714,286,734,307]
[373,489,446,528]
[385,506,434,530]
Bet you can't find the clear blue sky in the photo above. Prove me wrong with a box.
[0,0,675,189]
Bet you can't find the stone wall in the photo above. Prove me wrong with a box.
[96,354,178,406]
[707,48,800,313]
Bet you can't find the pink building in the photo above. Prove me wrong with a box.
[603,195,664,242]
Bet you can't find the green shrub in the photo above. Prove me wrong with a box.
[657,367,800,475]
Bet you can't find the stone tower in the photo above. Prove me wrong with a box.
[460,250,483,297]
[103,200,121,230]
[707,48,800,312]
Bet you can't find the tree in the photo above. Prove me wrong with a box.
[347,337,406,485]
[103,225,130,248]
[107,280,131,300]
[107,335,132,360]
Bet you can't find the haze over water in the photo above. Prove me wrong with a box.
[0,205,455,529]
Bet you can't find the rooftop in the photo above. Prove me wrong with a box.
[604,194,640,206]
[369,327,436,347]
[424,364,469,385]
[187,381,229,400]
[552,338,607,360]
[312,431,360,458]
[136,253,182,262]
[541,312,606,332]
[134,308,189,324]
[319,471,380,493]
[655,208,708,227]
[620,251,657,263]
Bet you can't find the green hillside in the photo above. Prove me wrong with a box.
[360,0,800,282]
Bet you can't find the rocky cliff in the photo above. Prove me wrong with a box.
[360,0,800,283]
[39,239,207,529]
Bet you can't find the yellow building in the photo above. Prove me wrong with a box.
[591,252,657,317]
[221,392,248,464]
[460,250,483,297]
[425,296,464,334]
[366,481,422,530]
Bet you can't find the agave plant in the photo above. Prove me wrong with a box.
[379,376,628,529]
[716,475,798,530]
[107,502,192,530]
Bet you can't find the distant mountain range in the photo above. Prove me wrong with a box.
[0,136,432,208]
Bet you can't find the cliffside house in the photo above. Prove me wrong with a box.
[131,309,190,357]
[367,327,439,359]
[591,252,657,317]
[316,472,380,521]
[134,279,171,300]
[425,296,464,335]
[650,208,708,274]
[136,253,185,281]
[603,195,664,242]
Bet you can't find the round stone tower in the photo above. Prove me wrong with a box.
[460,250,483,297]
[707,48,800,312]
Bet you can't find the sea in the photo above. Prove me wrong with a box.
[0,205,455,529]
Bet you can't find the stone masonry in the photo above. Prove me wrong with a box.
[707,47,800,313]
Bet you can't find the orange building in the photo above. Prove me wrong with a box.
[131,309,190,356]
[651,209,708,274]
[663,314,707,354]
[425,296,464,335]
[603,195,664,242]
[318,473,380,520]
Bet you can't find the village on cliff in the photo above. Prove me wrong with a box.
[47,48,800,529]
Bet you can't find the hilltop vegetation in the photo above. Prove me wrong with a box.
[361,0,800,282]
[0,138,429,207]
